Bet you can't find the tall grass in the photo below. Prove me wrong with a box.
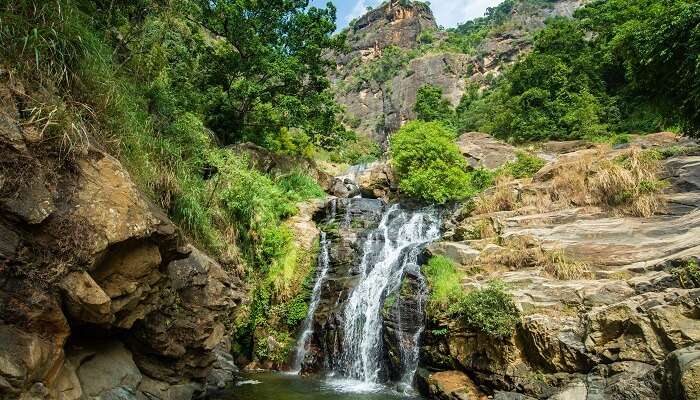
[423,256,463,305]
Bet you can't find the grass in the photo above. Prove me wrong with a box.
[477,236,592,280]
[472,175,518,215]
[423,256,464,305]
[472,146,668,218]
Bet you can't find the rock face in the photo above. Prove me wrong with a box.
[420,133,700,399]
[457,132,519,169]
[0,75,246,399]
[333,0,589,144]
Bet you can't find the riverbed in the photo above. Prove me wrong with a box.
[211,372,425,400]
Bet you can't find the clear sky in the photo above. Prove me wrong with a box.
[310,0,505,30]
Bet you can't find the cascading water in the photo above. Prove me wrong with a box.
[334,204,440,389]
[290,231,331,373]
[394,249,429,391]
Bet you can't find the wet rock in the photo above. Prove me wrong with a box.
[382,267,426,381]
[305,198,386,372]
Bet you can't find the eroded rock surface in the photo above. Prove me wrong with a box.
[421,133,700,399]
[0,75,246,399]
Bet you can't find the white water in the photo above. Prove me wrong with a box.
[395,249,429,391]
[335,205,440,388]
[290,231,332,373]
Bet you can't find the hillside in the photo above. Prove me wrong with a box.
[332,0,587,145]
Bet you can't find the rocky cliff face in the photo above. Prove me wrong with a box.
[0,73,245,399]
[333,0,588,145]
[417,132,700,400]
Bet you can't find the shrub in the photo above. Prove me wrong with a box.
[414,84,455,123]
[448,281,520,338]
[504,152,546,179]
[389,121,474,203]
[423,256,463,305]
[671,259,700,289]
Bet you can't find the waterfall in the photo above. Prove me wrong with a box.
[290,231,331,373]
[335,205,440,386]
[395,249,429,391]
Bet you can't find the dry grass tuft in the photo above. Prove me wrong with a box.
[476,236,592,280]
[461,217,498,240]
[539,146,666,217]
[473,175,519,215]
[540,250,593,280]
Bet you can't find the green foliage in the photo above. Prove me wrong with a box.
[352,45,410,88]
[459,0,700,141]
[423,256,463,305]
[414,84,455,123]
[389,121,474,203]
[503,152,546,179]
[285,293,310,328]
[448,281,520,338]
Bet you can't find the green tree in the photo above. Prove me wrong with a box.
[389,121,472,203]
[190,0,345,146]
[414,84,454,123]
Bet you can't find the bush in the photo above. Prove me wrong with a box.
[389,121,474,203]
[423,256,463,305]
[504,152,546,178]
[448,281,520,338]
[414,84,455,123]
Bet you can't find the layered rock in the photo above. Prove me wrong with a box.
[420,133,700,399]
[0,75,246,399]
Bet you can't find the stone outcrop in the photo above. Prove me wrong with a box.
[457,132,518,169]
[420,133,700,399]
[333,0,589,144]
[0,75,246,399]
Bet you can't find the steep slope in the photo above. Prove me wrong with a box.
[332,0,587,145]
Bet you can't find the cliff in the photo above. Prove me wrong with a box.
[0,72,245,399]
[332,0,588,145]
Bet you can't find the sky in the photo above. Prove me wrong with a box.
[310,0,505,30]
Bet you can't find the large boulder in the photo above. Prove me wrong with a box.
[416,369,486,400]
[457,132,518,170]
[660,345,700,400]
[356,161,396,200]
[72,341,142,399]
[132,247,245,382]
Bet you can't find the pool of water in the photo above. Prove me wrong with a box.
[210,372,425,400]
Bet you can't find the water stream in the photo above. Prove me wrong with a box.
[290,231,332,373]
[334,205,440,390]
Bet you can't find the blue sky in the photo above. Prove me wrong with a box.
[310,0,505,30]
